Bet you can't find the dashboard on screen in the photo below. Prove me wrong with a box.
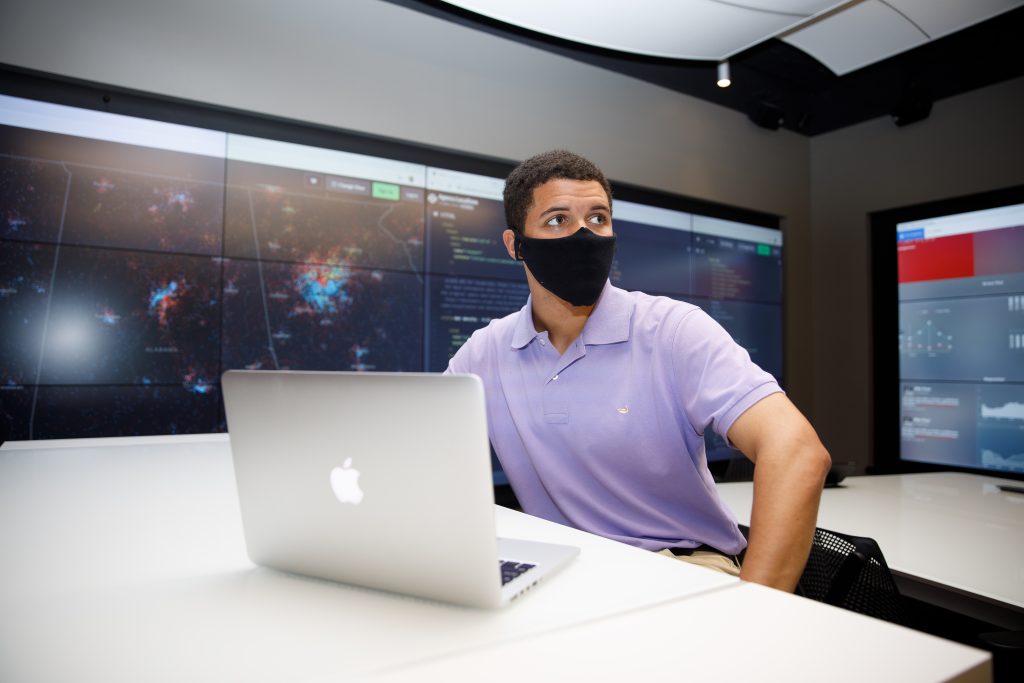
[874,190,1024,478]
[0,87,782,474]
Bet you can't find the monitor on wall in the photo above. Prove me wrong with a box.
[0,69,783,477]
[871,186,1024,480]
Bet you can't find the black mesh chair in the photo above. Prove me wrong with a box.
[737,524,903,624]
[797,527,903,624]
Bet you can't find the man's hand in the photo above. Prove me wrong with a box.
[726,393,831,591]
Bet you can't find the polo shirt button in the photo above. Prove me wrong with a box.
[552,374,559,381]
[539,339,546,346]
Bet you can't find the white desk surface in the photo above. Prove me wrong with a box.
[716,472,1024,624]
[0,436,991,682]
[0,435,732,683]
[367,583,990,683]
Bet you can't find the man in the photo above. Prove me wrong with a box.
[446,150,830,591]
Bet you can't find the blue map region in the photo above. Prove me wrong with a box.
[294,264,350,314]
[149,280,178,312]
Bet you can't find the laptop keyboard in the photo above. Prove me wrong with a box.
[499,560,536,586]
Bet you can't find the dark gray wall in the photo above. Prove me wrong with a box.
[808,76,1024,471]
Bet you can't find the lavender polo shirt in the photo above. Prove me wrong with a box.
[446,281,782,554]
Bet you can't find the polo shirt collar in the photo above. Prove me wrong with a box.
[581,281,633,345]
[511,297,540,349]
[510,281,634,350]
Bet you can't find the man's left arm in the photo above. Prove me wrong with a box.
[726,393,831,591]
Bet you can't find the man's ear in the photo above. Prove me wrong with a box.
[502,228,520,260]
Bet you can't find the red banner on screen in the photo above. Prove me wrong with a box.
[896,233,975,283]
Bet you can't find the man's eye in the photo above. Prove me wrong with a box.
[588,214,607,224]
[545,215,566,227]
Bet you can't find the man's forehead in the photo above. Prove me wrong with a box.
[530,178,609,208]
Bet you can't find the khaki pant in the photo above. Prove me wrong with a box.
[658,548,741,577]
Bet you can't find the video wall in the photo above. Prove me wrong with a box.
[896,201,1024,475]
[0,93,783,458]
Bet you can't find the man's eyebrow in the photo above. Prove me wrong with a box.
[538,205,570,217]
[538,203,610,217]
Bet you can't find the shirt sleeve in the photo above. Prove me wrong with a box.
[444,346,466,375]
[670,308,782,444]
[444,326,483,375]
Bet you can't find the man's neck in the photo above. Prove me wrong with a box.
[528,282,595,354]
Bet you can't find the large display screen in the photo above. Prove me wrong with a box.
[0,93,783,469]
[895,202,1024,475]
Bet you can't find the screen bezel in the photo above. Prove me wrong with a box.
[870,184,1024,481]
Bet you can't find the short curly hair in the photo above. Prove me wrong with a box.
[503,150,613,233]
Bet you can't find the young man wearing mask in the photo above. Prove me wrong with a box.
[446,150,831,591]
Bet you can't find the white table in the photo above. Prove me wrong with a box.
[0,436,991,682]
[716,472,1024,630]
[365,583,990,683]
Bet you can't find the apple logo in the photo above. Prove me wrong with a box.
[330,458,364,505]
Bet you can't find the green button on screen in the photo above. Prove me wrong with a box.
[371,182,400,200]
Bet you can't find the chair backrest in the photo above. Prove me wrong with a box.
[797,527,903,624]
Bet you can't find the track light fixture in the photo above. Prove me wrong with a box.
[716,61,731,88]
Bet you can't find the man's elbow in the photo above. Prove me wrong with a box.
[794,431,832,486]
[808,442,832,484]
[775,429,831,486]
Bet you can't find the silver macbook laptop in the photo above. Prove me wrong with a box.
[222,370,579,608]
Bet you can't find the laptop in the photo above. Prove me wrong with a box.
[222,370,579,608]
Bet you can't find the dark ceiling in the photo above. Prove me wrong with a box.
[387,1,1024,136]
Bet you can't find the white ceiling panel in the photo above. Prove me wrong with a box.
[784,0,1024,75]
[782,0,928,75]
[441,0,844,60]
[442,0,1023,78]
[887,0,1024,39]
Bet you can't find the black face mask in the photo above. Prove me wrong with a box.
[514,227,616,306]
